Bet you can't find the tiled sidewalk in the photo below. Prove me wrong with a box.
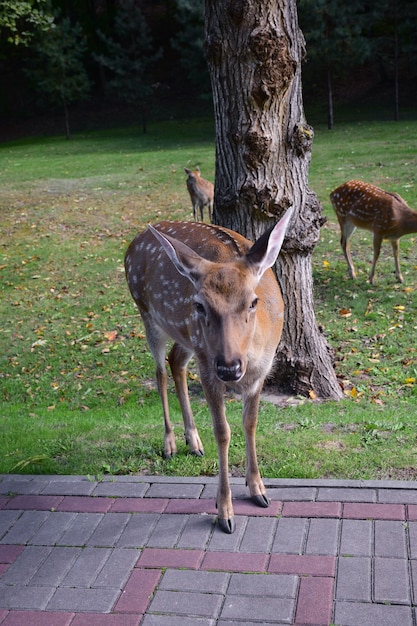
[1,475,417,625]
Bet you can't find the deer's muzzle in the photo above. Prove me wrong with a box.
[215,357,244,382]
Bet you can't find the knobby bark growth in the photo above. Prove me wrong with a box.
[204,0,343,399]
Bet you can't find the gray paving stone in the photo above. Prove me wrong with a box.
[176,515,216,549]
[408,521,417,558]
[410,560,417,604]
[0,545,52,585]
[93,547,139,589]
[227,572,297,598]
[271,517,308,554]
[116,512,159,548]
[0,510,50,545]
[334,601,413,626]
[92,481,148,497]
[145,482,204,499]
[160,569,230,593]
[40,479,96,496]
[207,515,247,552]
[47,586,120,612]
[375,520,407,558]
[339,519,372,557]
[305,518,340,555]
[239,516,278,553]
[142,617,215,626]
[87,512,130,547]
[374,557,410,603]
[149,590,223,618]
[266,487,316,501]
[31,512,76,545]
[317,487,376,502]
[147,513,188,548]
[59,512,103,546]
[378,488,417,504]
[61,547,111,587]
[0,476,47,495]
[0,510,22,539]
[29,546,81,586]
[0,583,55,610]
[221,594,294,623]
[336,556,371,601]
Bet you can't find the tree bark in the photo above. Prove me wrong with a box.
[204,0,343,399]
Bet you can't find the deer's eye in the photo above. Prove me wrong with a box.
[193,301,205,315]
[249,297,259,311]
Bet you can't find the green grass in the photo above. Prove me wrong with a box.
[1,116,417,480]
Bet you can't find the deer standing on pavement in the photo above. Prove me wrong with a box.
[330,180,417,284]
[124,210,293,533]
[184,166,214,222]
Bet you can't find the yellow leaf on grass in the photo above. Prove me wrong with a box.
[405,378,416,384]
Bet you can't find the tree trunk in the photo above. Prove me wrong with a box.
[204,0,343,400]
[327,66,334,130]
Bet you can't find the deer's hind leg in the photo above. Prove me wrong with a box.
[340,219,357,279]
[142,316,177,458]
[168,343,204,456]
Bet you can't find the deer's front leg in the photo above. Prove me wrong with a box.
[243,390,270,508]
[201,377,234,533]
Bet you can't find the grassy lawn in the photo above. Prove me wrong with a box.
[1,116,417,480]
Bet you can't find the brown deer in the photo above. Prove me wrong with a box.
[124,210,293,533]
[184,166,214,222]
[330,180,417,284]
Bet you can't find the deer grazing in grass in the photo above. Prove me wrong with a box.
[124,210,293,533]
[330,180,417,284]
[184,166,214,222]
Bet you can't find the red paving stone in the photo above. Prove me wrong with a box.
[407,504,417,520]
[55,496,114,513]
[110,497,169,513]
[295,576,334,625]
[282,501,342,518]
[343,502,405,520]
[136,547,204,570]
[4,495,63,510]
[114,568,161,614]
[0,611,74,625]
[0,545,24,563]
[201,551,269,573]
[268,554,336,577]
[164,498,217,514]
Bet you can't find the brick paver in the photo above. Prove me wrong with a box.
[2,474,417,625]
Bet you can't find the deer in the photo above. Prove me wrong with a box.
[184,166,214,222]
[330,179,417,284]
[124,210,293,533]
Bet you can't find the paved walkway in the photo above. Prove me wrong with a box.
[1,475,417,625]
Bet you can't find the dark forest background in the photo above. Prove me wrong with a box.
[1,0,417,140]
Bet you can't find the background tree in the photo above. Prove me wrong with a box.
[95,0,162,134]
[171,0,211,99]
[0,0,54,46]
[298,0,385,129]
[204,0,343,399]
[25,16,90,139]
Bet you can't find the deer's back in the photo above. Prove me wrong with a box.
[331,180,412,236]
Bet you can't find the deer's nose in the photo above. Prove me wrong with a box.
[215,357,244,382]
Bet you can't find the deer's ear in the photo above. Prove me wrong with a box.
[246,208,293,277]
[148,225,207,287]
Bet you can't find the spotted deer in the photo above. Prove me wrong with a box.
[124,211,293,533]
[330,180,417,284]
[184,166,214,222]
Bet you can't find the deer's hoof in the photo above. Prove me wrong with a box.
[190,448,205,457]
[218,516,236,534]
[251,494,270,508]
